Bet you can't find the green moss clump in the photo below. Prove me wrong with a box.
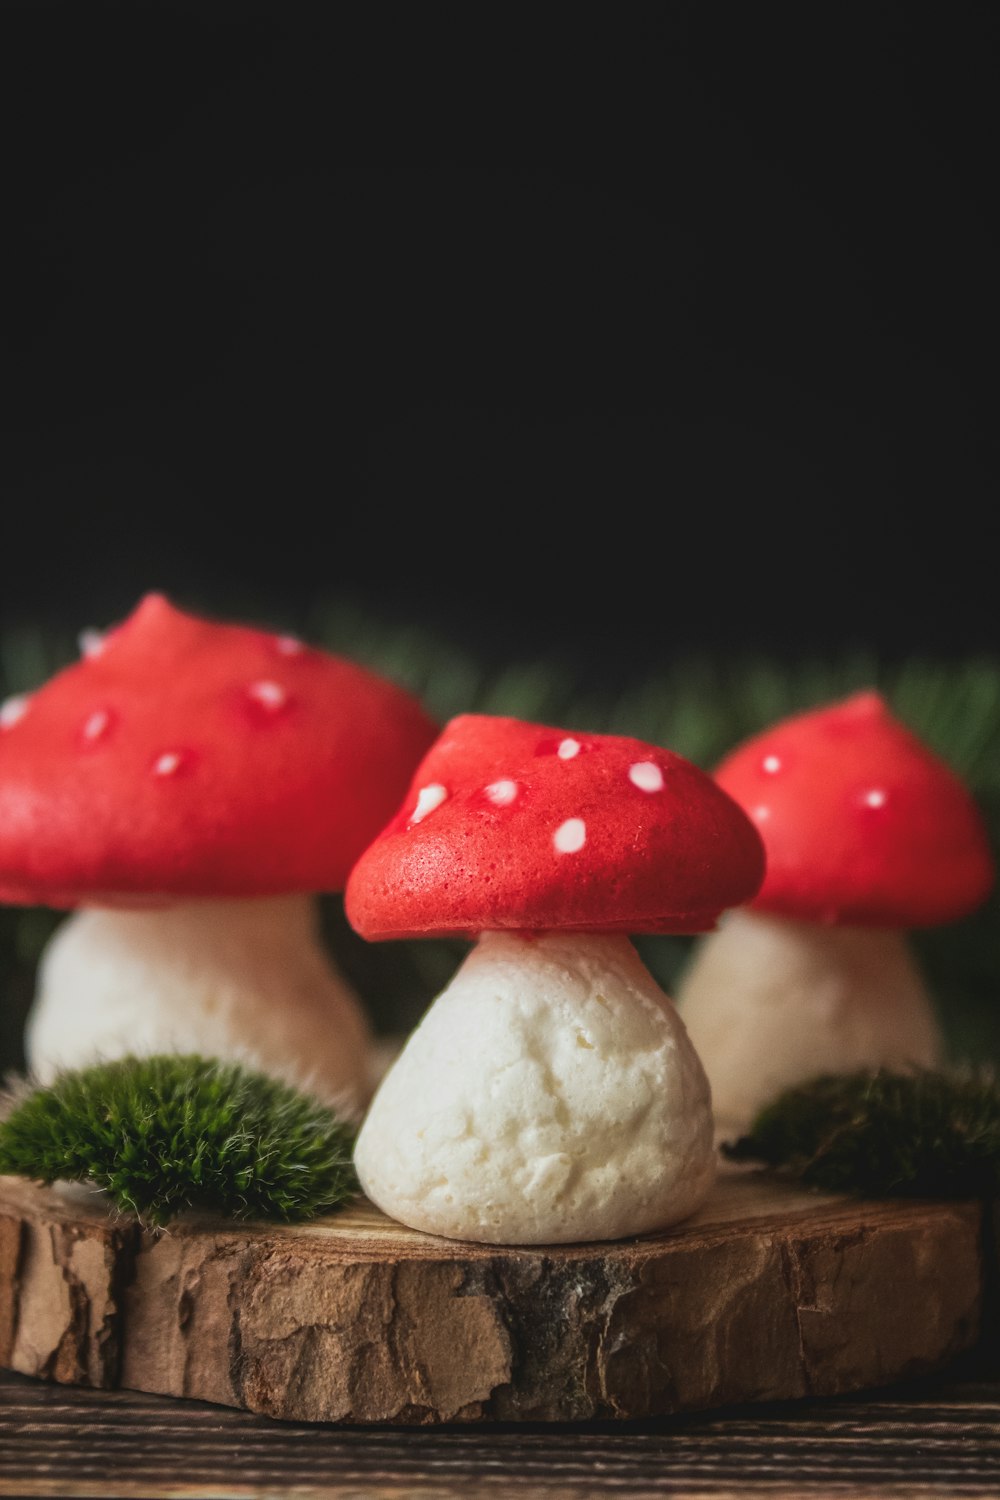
[722,1067,1000,1198]
[0,1054,359,1227]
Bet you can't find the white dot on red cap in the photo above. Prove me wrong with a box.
[78,628,105,659]
[864,788,887,808]
[558,738,581,760]
[485,779,518,806]
[275,635,304,656]
[629,761,664,792]
[554,817,586,853]
[411,783,447,823]
[248,680,287,710]
[753,804,771,822]
[762,754,782,774]
[0,694,29,729]
[82,709,111,742]
[153,752,183,777]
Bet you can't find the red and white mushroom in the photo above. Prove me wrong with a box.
[0,592,438,1113]
[344,713,765,1245]
[676,690,996,1137]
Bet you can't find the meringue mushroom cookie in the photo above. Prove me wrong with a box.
[677,909,944,1139]
[0,591,439,1111]
[0,591,439,906]
[354,930,717,1245]
[346,711,762,1244]
[676,689,997,1135]
[25,894,373,1114]
[345,714,766,939]
[711,689,995,929]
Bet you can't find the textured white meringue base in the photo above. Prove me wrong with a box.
[676,908,945,1139]
[23,894,374,1116]
[354,929,716,1245]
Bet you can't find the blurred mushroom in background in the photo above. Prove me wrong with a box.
[0,592,438,1115]
[675,691,996,1139]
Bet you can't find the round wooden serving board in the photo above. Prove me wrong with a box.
[0,1167,984,1425]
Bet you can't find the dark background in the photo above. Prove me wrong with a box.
[2,2,997,682]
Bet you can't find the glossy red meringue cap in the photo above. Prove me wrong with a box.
[344,713,766,940]
[0,592,439,908]
[714,689,995,928]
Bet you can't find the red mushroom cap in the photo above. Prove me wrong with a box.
[344,713,766,940]
[0,593,439,908]
[713,689,996,928]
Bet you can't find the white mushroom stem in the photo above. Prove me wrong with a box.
[23,894,375,1117]
[675,908,946,1142]
[354,929,717,1245]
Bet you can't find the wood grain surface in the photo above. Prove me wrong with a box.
[3,1364,1000,1498]
[0,1166,986,1428]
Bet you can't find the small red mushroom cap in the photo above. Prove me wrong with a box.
[713,689,996,928]
[0,592,439,908]
[344,713,766,940]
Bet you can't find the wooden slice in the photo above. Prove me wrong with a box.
[0,1167,984,1425]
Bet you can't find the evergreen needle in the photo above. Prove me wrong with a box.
[722,1067,1000,1198]
[0,1054,360,1227]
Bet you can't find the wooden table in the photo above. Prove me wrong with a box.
[4,1355,1000,1499]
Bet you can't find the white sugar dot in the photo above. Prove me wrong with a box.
[78,628,106,659]
[753,804,771,822]
[153,752,183,777]
[629,761,664,793]
[276,635,304,656]
[554,817,586,853]
[864,788,887,808]
[0,694,29,729]
[411,783,447,823]
[762,754,782,774]
[485,779,518,806]
[82,709,111,742]
[557,738,581,760]
[249,680,287,709]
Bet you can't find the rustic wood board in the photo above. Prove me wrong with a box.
[0,1167,984,1426]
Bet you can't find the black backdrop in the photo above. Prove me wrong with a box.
[2,2,997,680]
